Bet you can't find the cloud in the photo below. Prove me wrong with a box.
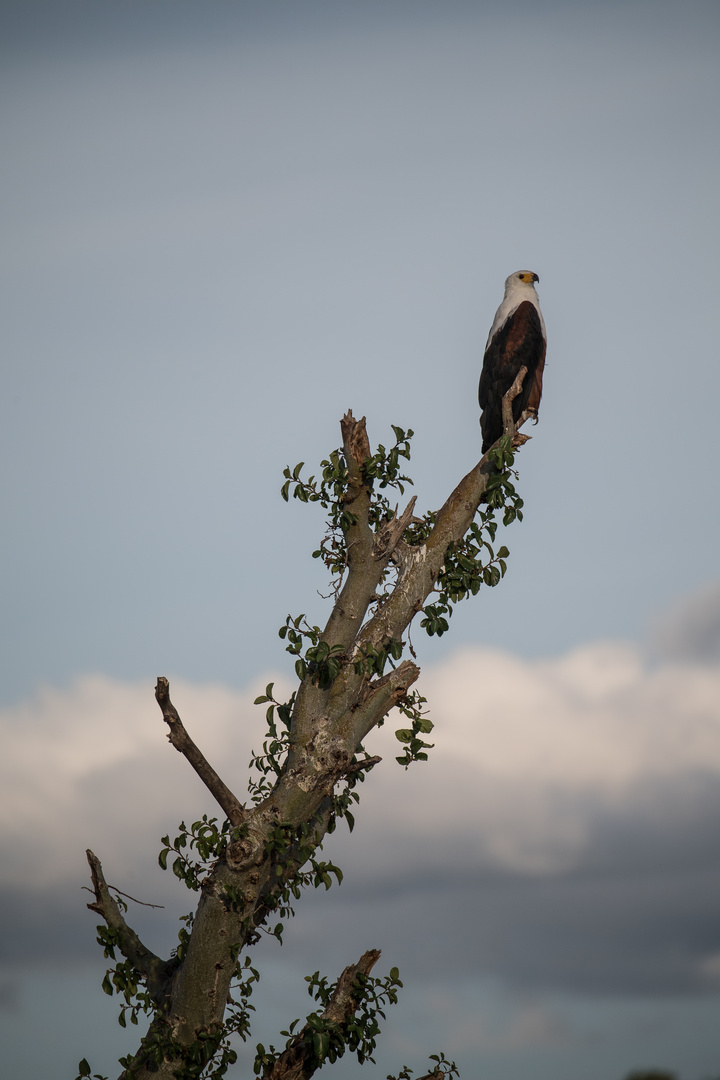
[1,641,720,995]
[347,642,720,879]
[0,674,277,889]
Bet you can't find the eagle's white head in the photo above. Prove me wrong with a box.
[486,270,545,347]
[504,270,540,295]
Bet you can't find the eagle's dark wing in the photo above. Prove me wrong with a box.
[479,301,546,453]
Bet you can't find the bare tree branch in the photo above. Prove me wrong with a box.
[322,949,382,1022]
[372,496,418,561]
[85,850,173,1003]
[501,364,528,442]
[344,754,382,776]
[154,676,246,827]
[325,411,377,652]
[350,660,421,743]
[289,412,384,756]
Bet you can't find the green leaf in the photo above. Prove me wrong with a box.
[78,1060,92,1077]
[389,966,400,981]
[101,973,113,996]
[314,1030,330,1060]
[394,728,412,743]
[158,848,169,870]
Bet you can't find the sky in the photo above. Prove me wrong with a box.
[1,1,720,1078]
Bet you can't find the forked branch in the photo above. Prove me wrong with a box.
[85,849,173,1003]
[373,496,418,561]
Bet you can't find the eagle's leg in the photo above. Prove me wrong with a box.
[513,407,537,446]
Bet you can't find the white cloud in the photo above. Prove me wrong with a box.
[0,673,289,888]
[354,642,720,874]
[420,643,720,786]
[1,643,718,892]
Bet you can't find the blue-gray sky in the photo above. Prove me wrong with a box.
[1,2,720,1079]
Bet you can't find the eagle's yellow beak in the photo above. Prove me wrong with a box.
[518,271,540,284]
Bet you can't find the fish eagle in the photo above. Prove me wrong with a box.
[478,271,547,454]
